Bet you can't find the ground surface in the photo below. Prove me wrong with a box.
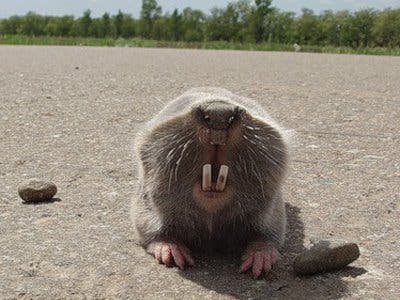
[0,46,399,299]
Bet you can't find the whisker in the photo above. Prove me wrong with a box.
[175,140,191,181]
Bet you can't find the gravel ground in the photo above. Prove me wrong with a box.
[0,45,399,299]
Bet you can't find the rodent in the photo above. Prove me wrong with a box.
[131,87,291,277]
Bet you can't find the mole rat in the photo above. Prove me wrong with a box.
[131,87,291,277]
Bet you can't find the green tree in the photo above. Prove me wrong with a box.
[152,16,169,40]
[169,9,183,41]
[205,7,225,41]
[205,3,244,42]
[332,10,352,46]
[373,8,400,47]
[0,15,24,34]
[294,8,322,45]
[45,16,74,36]
[182,7,205,42]
[264,9,295,43]
[20,12,47,36]
[120,14,137,38]
[140,0,162,38]
[101,12,112,37]
[79,9,92,37]
[231,0,253,42]
[339,9,377,47]
[114,10,124,37]
[319,10,342,46]
[352,9,377,47]
[88,18,102,37]
[250,0,273,43]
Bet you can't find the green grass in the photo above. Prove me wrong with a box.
[1,34,399,56]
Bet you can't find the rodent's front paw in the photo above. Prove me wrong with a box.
[148,240,195,270]
[239,240,279,278]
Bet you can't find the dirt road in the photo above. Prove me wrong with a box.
[0,46,399,298]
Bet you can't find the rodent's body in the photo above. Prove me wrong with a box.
[131,88,290,276]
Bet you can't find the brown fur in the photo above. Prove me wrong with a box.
[131,88,291,255]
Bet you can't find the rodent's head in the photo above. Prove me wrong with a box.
[190,100,245,146]
[141,94,288,214]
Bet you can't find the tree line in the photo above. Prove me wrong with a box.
[1,0,399,48]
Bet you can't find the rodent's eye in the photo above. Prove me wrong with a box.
[228,106,241,124]
[204,115,211,123]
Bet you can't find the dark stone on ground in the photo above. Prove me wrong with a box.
[18,179,57,203]
[293,239,360,275]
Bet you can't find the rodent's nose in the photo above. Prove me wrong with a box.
[201,101,241,130]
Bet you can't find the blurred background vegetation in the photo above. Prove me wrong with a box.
[0,0,399,53]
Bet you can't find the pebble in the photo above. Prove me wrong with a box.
[293,239,360,275]
[18,179,57,203]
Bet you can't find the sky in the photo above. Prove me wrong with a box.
[0,0,399,18]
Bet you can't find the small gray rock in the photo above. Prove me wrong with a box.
[293,240,360,275]
[18,179,57,203]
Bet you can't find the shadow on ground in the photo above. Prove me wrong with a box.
[21,197,62,205]
[179,204,366,299]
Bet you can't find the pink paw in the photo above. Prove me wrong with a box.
[148,240,195,269]
[239,240,279,278]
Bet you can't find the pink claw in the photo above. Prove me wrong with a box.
[148,240,195,269]
[239,240,279,278]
